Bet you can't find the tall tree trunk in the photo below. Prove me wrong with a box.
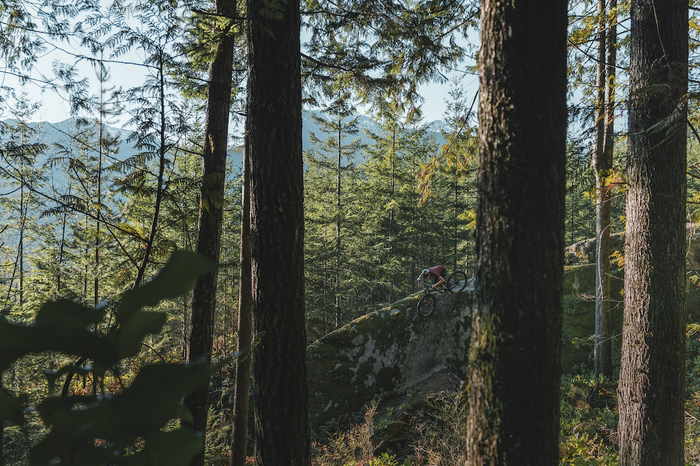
[593,0,614,378]
[133,53,169,290]
[618,0,687,463]
[231,141,252,466]
[604,1,617,185]
[95,113,103,307]
[452,174,459,272]
[57,184,72,295]
[247,0,310,461]
[0,376,3,466]
[335,110,342,328]
[465,0,567,464]
[388,126,395,303]
[184,2,236,464]
[18,199,24,311]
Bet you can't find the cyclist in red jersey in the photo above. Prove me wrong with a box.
[417,265,447,289]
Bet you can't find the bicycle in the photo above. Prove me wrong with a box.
[417,269,468,317]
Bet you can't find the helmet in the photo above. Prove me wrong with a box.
[422,269,429,275]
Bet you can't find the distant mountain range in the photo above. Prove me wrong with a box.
[302,111,447,156]
[1,111,448,166]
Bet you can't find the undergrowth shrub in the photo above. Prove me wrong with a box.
[313,401,377,465]
[314,331,700,466]
[411,389,467,465]
[312,401,405,466]
[685,331,700,463]
[559,371,618,465]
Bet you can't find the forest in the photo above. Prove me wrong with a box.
[0,0,698,464]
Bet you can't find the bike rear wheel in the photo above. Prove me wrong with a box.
[446,270,468,293]
[417,294,436,317]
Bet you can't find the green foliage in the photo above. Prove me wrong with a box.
[313,401,404,466]
[410,389,467,465]
[0,250,217,465]
[303,0,476,112]
[304,106,475,336]
[559,372,619,465]
[368,453,400,466]
[686,333,700,463]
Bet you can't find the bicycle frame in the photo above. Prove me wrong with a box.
[418,278,446,293]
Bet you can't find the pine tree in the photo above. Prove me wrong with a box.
[358,111,445,307]
[305,91,363,329]
[618,0,688,462]
[184,0,238,461]
[466,0,567,463]
[593,0,618,378]
[303,0,476,111]
[247,0,310,461]
[0,96,47,311]
[432,82,478,271]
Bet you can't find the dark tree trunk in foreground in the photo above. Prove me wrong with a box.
[465,0,567,464]
[247,0,310,463]
[184,1,236,464]
[231,142,252,466]
[0,377,4,466]
[618,0,687,464]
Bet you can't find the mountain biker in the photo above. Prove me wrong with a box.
[418,265,447,290]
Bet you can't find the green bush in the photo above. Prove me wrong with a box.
[559,372,619,465]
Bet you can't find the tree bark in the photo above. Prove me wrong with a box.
[184,2,236,465]
[618,0,687,464]
[0,376,3,466]
[247,0,310,462]
[465,0,567,464]
[231,140,252,466]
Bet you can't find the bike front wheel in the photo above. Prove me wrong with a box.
[446,270,468,293]
[417,294,436,317]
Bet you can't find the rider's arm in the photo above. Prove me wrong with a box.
[433,275,446,288]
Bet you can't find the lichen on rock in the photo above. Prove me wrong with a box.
[307,284,474,430]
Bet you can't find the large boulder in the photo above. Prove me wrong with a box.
[561,229,700,371]
[307,283,474,430]
[565,232,624,265]
[306,232,700,433]
[561,263,624,371]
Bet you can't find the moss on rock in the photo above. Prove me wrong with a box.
[307,285,473,430]
[307,234,700,433]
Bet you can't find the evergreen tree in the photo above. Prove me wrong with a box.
[358,111,446,308]
[303,0,476,112]
[45,116,121,305]
[0,96,47,311]
[305,91,363,329]
[184,0,238,462]
[618,0,688,462]
[231,144,251,466]
[593,0,618,378]
[466,0,568,463]
[565,139,596,248]
[247,0,311,462]
[431,82,478,271]
[0,97,46,465]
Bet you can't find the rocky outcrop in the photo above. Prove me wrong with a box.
[307,282,474,430]
[565,232,624,265]
[562,229,700,370]
[305,230,700,432]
